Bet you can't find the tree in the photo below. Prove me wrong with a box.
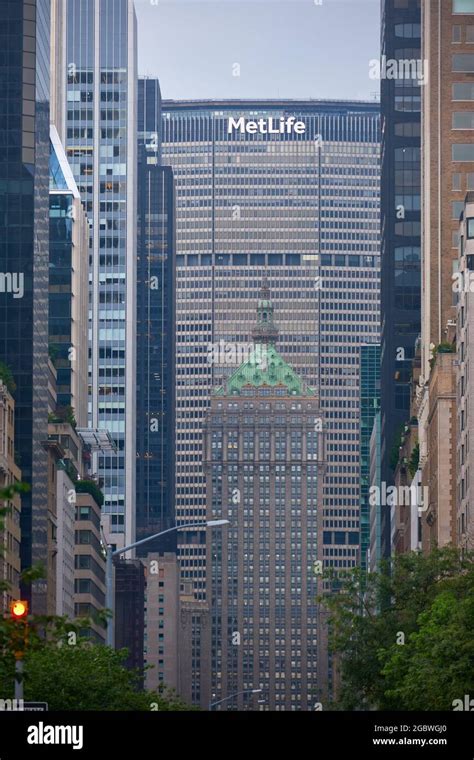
[0,362,16,394]
[320,548,474,710]
[17,644,193,711]
[75,478,104,507]
[0,482,193,712]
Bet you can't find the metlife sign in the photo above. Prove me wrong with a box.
[227,116,306,135]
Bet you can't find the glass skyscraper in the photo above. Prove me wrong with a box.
[0,0,51,612]
[380,0,421,557]
[63,0,137,547]
[136,79,175,550]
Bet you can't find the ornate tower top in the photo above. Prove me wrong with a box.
[251,277,279,345]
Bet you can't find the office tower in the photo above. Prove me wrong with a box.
[0,0,51,612]
[359,343,381,573]
[0,380,22,612]
[203,284,324,711]
[49,125,89,427]
[177,581,210,707]
[115,558,145,677]
[144,553,180,692]
[161,101,380,618]
[63,0,137,548]
[455,195,474,550]
[136,78,175,551]
[138,77,162,157]
[380,0,422,559]
[74,484,106,642]
[417,0,474,549]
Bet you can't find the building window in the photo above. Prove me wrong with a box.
[453,25,462,42]
[453,54,474,71]
[453,0,474,12]
[453,83,474,100]
[467,218,474,238]
[453,144,474,161]
[453,111,474,128]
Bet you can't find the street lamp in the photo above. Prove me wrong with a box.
[209,688,262,711]
[105,519,229,646]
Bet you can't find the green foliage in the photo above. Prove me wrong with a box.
[0,643,193,711]
[75,478,104,507]
[48,405,77,429]
[430,342,455,369]
[0,361,16,394]
[320,548,474,710]
[0,482,192,711]
[389,424,405,471]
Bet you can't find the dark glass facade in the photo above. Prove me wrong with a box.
[136,79,175,554]
[359,343,381,573]
[380,0,421,556]
[0,0,51,611]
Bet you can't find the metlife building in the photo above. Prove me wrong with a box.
[161,99,380,699]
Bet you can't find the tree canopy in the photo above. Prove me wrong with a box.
[320,547,474,710]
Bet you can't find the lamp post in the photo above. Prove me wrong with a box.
[209,688,262,711]
[105,519,229,647]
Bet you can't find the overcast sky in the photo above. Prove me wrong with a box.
[134,0,380,102]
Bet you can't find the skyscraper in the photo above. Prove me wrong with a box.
[380,0,421,559]
[456,193,474,551]
[49,124,89,427]
[0,0,51,612]
[63,0,137,548]
[161,101,380,623]
[136,78,175,551]
[204,283,324,711]
[417,0,474,551]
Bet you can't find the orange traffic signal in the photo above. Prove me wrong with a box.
[10,600,28,620]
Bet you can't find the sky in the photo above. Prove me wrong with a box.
[134,0,381,102]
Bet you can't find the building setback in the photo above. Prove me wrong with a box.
[0,0,51,612]
[380,0,422,561]
[62,0,137,549]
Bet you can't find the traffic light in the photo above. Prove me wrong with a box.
[10,600,28,621]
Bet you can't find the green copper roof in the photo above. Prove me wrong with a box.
[214,343,315,397]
